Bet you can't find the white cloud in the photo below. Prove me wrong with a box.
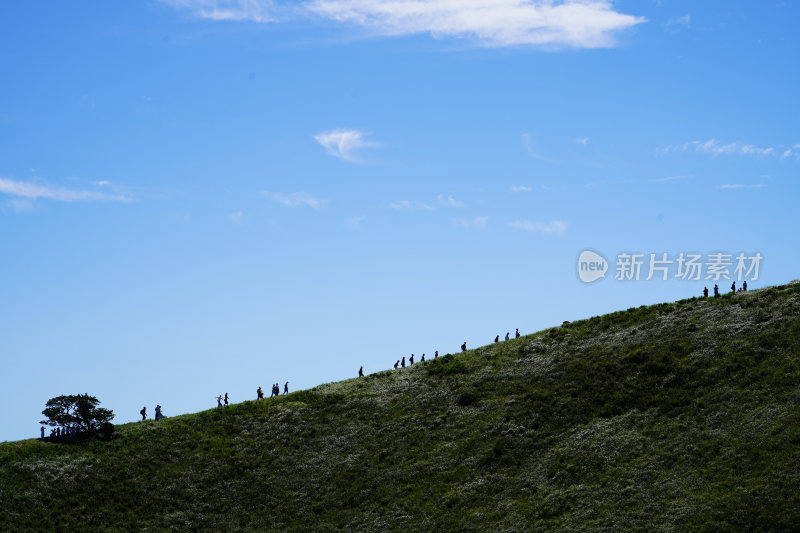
[455,216,488,229]
[717,184,766,190]
[511,185,533,192]
[163,0,644,49]
[659,139,793,158]
[389,200,433,210]
[573,136,590,145]
[306,0,645,48]
[509,219,567,235]
[313,128,378,162]
[0,177,132,203]
[437,194,465,207]
[229,210,244,223]
[263,191,327,208]
[161,0,278,22]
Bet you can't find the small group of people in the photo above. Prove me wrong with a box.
[41,425,80,440]
[257,382,288,400]
[704,280,748,298]
[140,404,165,420]
[494,328,521,343]
[216,393,229,408]
[390,350,440,371]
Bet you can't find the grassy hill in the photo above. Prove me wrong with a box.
[2,282,800,531]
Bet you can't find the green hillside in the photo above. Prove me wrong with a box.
[2,282,800,531]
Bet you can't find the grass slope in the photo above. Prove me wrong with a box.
[2,282,800,531]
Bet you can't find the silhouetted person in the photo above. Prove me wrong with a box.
[141,406,147,420]
[394,360,399,369]
[703,286,709,298]
[515,328,520,338]
[714,284,719,297]
[216,395,223,408]
[461,342,467,352]
[731,281,736,293]
[155,405,162,421]
[494,335,499,343]
[409,354,414,365]
[421,353,425,362]
[284,382,289,395]
[743,280,748,291]
[505,332,510,341]
[224,393,229,406]
[401,357,406,368]
[257,386,263,400]
[40,426,45,439]
[434,350,438,358]
[359,366,364,377]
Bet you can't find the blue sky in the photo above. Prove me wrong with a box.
[1,1,798,442]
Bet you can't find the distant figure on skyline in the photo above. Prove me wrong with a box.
[714,284,719,297]
[140,406,147,420]
[284,382,289,395]
[394,360,399,369]
[743,280,748,291]
[515,328,520,338]
[505,332,510,341]
[257,386,264,400]
[461,342,467,352]
[731,281,736,293]
[421,353,425,362]
[40,425,45,439]
[359,366,364,377]
[410,354,414,365]
[434,350,438,358]
[224,393,229,407]
[703,286,709,298]
[216,395,223,408]
[155,404,162,421]
[494,335,499,343]
[401,356,406,367]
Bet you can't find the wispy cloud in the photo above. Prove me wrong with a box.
[454,216,488,229]
[659,139,800,158]
[160,0,278,22]
[313,128,378,162]
[0,177,132,203]
[437,194,465,208]
[346,215,365,229]
[229,210,244,223]
[163,0,644,49]
[717,183,766,190]
[573,136,590,145]
[389,200,433,210]
[306,0,644,48]
[263,191,327,208]
[509,219,567,235]
[665,13,690,29]
[511,185,533,192]
[648,175,691,183]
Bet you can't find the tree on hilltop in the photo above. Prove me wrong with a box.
[40,393,114,433]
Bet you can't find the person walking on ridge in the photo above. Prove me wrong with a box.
[284,382,289,395]
[359,366,364,377]
[140,406,147,420]
[461,342,467,352]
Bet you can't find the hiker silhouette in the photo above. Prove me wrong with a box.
[494,335,499,343]
[434,350,438,358]
[505,332,510,341]
[515,328,520,338]
[257,386,264,400]
[743,280,748,291]
[421,353,425,362]
[461,342,467,352]
[703,286,709,298]
[359,366,364,377]
[284,382,289,394]
[401,356,406,367]
[714,284,719,297]
[140,406,147,420]
[409,354,414,365]
[394,360,399,369]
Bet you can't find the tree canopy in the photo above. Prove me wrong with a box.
[40,394,114,433]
